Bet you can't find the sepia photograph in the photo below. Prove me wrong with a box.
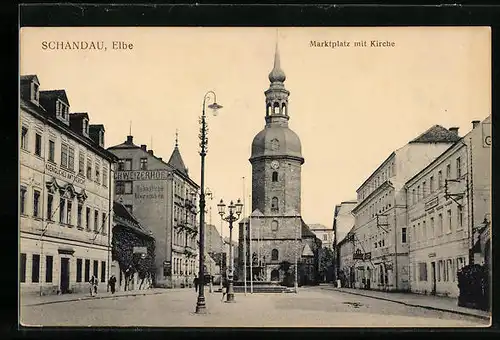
[19,26,491,328]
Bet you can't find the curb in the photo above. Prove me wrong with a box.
[323,287,490,321]
[22,290,169,307]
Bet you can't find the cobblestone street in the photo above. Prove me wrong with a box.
[21,286,490,328]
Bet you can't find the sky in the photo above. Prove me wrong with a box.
[20,27,491,238]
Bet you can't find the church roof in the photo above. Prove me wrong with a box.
[167,145,188,175]
[301,220,316,238]
[250,126,303,162]
[268,41,286,83]
[409,125,461,144]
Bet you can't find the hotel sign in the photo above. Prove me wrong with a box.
[46,163,86,185]
[114,170,171,181]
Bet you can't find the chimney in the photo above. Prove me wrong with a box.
[126,135,133,144]
[449,127,459,136]
[472,120,480,129]
[140,144,147,151]
[148,150,154,155]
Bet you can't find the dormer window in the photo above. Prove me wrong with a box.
[32,82,39,103]
[99,130,105,147]
[82,119,89,137]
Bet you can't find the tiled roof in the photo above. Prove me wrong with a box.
[108,139,140,150]
[113,201,153,237]
[301,220,316,238]
[167,146,188,175]
[40,89,69,105]
[410,125,461,143]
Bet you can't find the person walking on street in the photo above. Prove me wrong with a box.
[89,275,98,297]
[108,274,117,294]
[193,276,199,293]
[221,278,228,302]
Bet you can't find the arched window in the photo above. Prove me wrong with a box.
[272,171,278,182]
[282,103,287,116]
[273,102,280,114]
[271,197,279,212]
[271,269,280,281]
[271,249,279,261]
[271,220,278,231]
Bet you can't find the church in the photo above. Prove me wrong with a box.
[237,43,321,286]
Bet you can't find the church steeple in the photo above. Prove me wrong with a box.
[264,37,290,127]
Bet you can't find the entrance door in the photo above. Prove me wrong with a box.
[60,258,70,294]
[271,269,279,281]
[431,262,437,295]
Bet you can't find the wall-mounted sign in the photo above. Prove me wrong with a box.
[482,122,491,148]
[134,183,165,200]
[46,163,86,185]
[133,246,147,254]
[425,197,439,211]
[115,170,170,181]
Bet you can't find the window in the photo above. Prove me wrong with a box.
[457,205,463,230]
[437,260,442,281]
[47,193,53,221]
[422,182,427,198]
[84,259,90,282]
[402,227,407,243]
[35,133,42,156]
[271,220,278,231]
[59,198,65,224]
[116,181,133,194]
[61,143,69,168]
[438,213,443,235]
[412,225,416,243]
[93,260,99,278]
[79,152,85,174]
[31,254,40,283]
[417,185,420,201]
[47,140,55,162]
[447,209,452,233]
[430,217,435,238]
[446,164,451,179]
[67,200,73,225]
[95,161,101,184]
[422,220,427,240]
[412,189,416,205]
[457,257,465,271]
[117,159,125,171]
[76,259,82,282]
[86,207,91,230]
[418,262,427,281]
[271,249,279,261]
[94,211,99,232]
[102,212,107,235]
[456,157,461,178]
[45,256,53,283]
[101,261,106,282]
[417,223,421,241]
[20,186,27,215]
[323,234,328,241]
[124,181,133,194]
[271,197,279,212]
[438,171,443,189]
[68,147,75,170]
[272,171,278,182]
[77,203,83,228]
[103,165,108,187]
[87,157,92,179]
[124,159,132,170]
[33,190,40,218]
[430,176,434,193]
[446,259,453,282]
[20,253,27,283]
[21,126,28,150]
[140,158,148,170]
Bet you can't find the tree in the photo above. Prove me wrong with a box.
[318,247,335,282]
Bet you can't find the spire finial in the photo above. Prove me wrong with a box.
[129,121,132,136]
[175,129,179,148]
[269,30,286,83]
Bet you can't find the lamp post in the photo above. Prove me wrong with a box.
[195,91,222,314]
[217,198,243,302]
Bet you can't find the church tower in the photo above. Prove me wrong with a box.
[247,41,305,282]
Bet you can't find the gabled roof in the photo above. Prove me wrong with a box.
[168,146,188,175]
[21,74,39,84]
[301,220,316,238]
[409,125,461,144]
[40,89,69,105]
[302,243,314,256]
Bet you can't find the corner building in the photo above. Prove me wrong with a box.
[108,136,199,288]
[20,75,116,296]
[238,44,320,284]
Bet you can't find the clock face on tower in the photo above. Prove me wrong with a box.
[271,160,280,169]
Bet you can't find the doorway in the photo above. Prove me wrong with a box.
[60,258,70,294]
[431,262,436,295]
[271,269,279,281]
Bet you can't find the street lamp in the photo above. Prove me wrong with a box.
[217,198,243,302]
[195,91,222,314]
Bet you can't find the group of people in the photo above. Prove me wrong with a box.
[193,275,229,302]
[88,274,117,297]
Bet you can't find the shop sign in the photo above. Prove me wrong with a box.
[133,246,147,254]
[46,163,86,185]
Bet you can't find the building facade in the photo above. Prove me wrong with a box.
[20,75,116,296]
[238,44,319,285]
[108,135,199,288]
[405,117,491,298]
[337,231,355,288]
[309,224,333,250]
[350,125,461,292]
[332,200,357,282]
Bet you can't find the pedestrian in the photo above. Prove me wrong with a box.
[108,274,117,294]
[89,275,98,297]
[193,276,199,292]
[221,278,228,302]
